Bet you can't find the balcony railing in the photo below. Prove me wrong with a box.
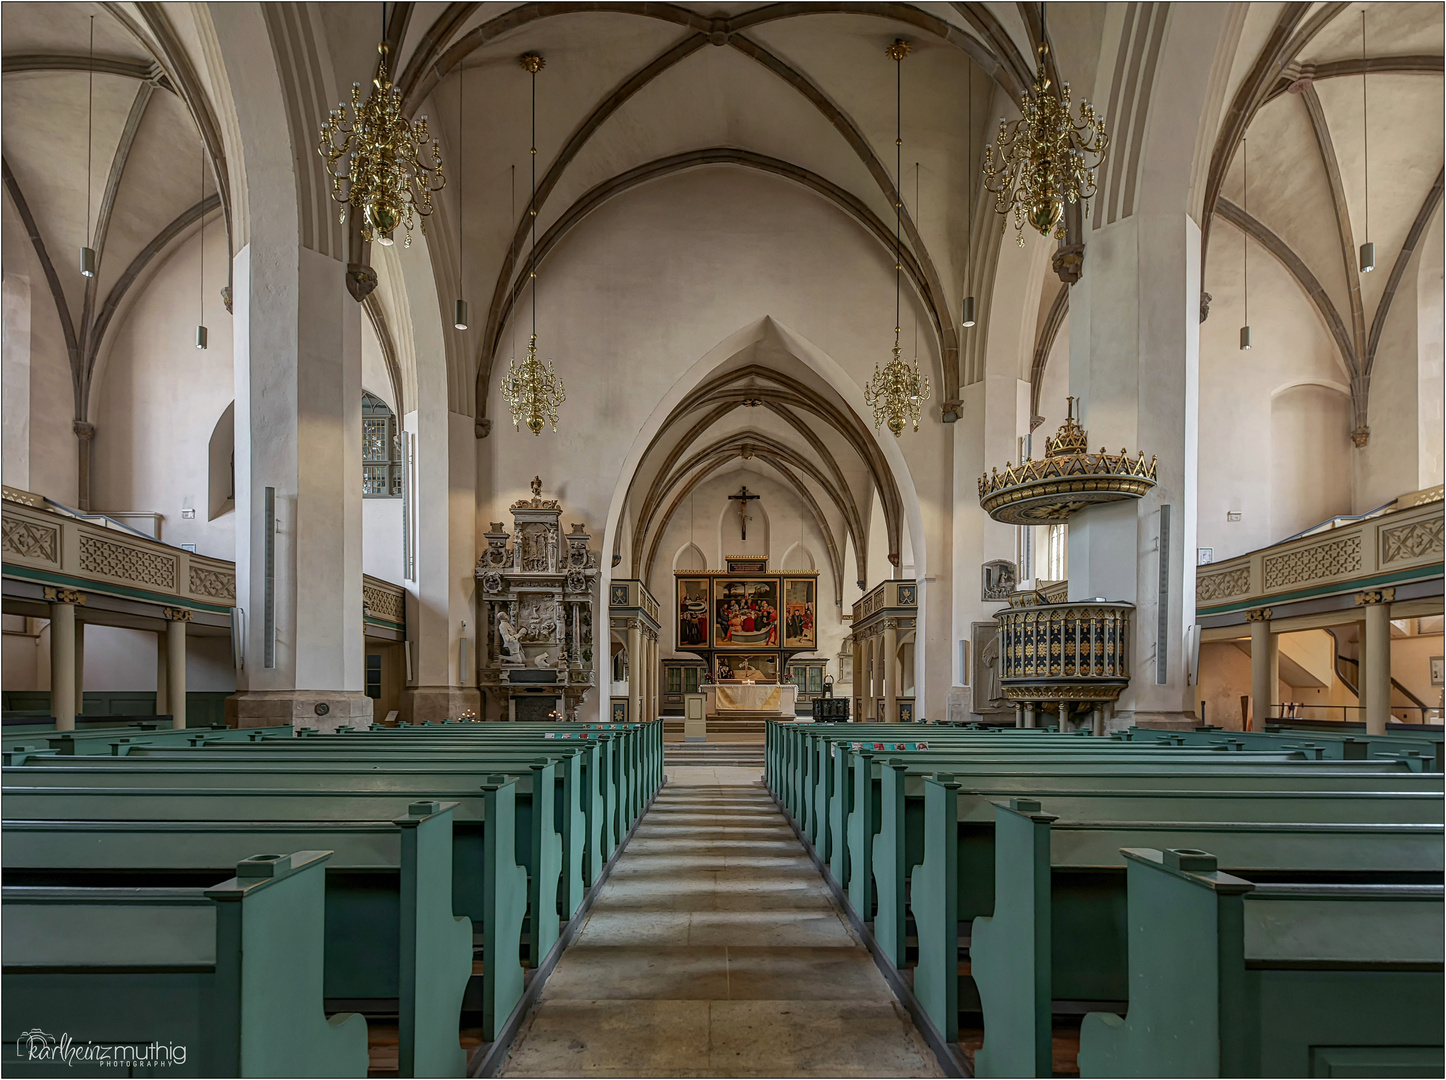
[2,486,236,611]
[1196,490,1444,616]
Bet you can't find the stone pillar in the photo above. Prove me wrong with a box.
[399,236,481,725]
[1014,703,1023,728]
[883,619,899,723]
[73,619,85,717]
[1062,5,1234,727]
[47,590,80,731]
[1360,591,1394,735]
[165,608,191,729]
[211,5,370,735]
[1248,610,1277,732]
[627,622,642,724]
[155,629,169,715]
[1024,703,1037,729]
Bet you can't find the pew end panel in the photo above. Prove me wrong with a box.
[396,801,473,1079]
[1078,848,1446,1078]
[2,850,370,1078]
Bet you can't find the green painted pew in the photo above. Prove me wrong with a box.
[860,755,1440,972]
[97,743,597,921]
[240,728,628,870]
[2,850,370,1077]
[933,790,1444,1075]
[1118,725,1444,772]
[3,802,474,1074]
[1077,848,1444,1078]
[5,758,569,969]
[3,781,532,1042]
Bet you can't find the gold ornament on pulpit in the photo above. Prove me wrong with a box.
[978,398,1156,524]
[318,28,444,248]
[981,5,1108,245]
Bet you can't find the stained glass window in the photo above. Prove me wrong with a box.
[362,393,402,499]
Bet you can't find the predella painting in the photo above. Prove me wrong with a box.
[714,654,779,681]
[714,578,779,649]
[783,579,816,649]
[677,577,710,649]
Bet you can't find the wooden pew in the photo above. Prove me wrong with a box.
[4,802,474,1075]
[3,781,530,1047]
[1076,847,1444,1077]
[6,754,574,964]
[944,791,1443,1075]
[2,850,370,1077]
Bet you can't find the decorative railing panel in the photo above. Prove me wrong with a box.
[2,493,236,610]
[1196,496,1443,614]
[362,575,406,627]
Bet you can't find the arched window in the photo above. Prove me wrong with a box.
[363,392,402,498]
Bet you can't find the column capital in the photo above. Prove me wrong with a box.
[71,421,95,441]
[1244,607,1272,622]
[1354,588,1395,606]
[163,607,194,622]
[43,587,86,605]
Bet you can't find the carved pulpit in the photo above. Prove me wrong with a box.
[476,480,599,721]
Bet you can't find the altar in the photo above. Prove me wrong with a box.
[706,681,797,716]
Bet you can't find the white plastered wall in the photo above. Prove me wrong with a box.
[481,168,950,719]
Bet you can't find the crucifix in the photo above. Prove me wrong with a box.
[729,485,761,540]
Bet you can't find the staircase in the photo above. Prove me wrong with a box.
[664,741,766,769]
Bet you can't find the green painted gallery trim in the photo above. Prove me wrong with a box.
[1197,562,1443,617]
[364,615,404,631]
[1,563,233,615]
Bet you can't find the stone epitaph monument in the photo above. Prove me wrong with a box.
[477,478,599,720]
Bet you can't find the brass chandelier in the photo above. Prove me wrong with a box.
[864,39,930,437]
[318,10,444,248]
[982,5,1108,244]
[500,53,566,436]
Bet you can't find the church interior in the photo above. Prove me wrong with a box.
[1,2,1443,1077]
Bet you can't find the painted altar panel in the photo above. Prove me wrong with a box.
[676,577,711,650]
[715,654,778,681]
[714,577,780,649]
[783,578,816,649]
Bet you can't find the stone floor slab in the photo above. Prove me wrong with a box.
[500,762,942,1078]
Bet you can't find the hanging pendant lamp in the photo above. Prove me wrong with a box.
[81,15,96,278]
[454,60,469,330]
[863,40,931,437]
[500,53,566,436]
[196,139,208,350]
[1358,12,1375,274]
[1239,137,1251,351]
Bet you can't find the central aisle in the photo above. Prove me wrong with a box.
[501,754,942,1078]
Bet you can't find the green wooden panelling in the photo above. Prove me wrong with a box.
[909,774,960,1042]
[970,800,1057,1078]
[396,802,472,1079]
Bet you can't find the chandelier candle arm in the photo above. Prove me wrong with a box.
[981,36,1109,245]
[318,42,445,248]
